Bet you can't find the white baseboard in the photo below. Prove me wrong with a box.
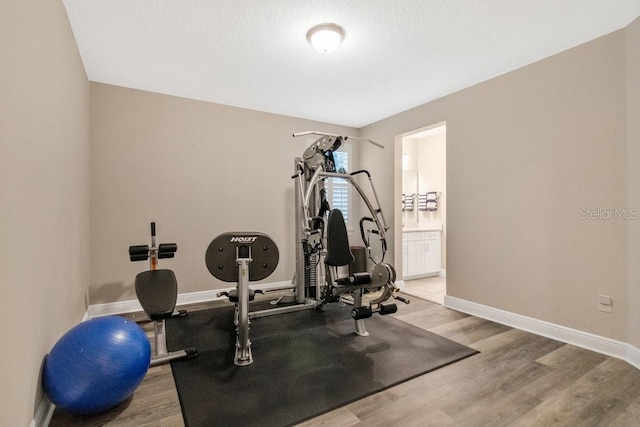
[87,298,144,318]
[626,343,640,369]
[444,295,640,370]
[439,269,446,278]
[30,394,54,427]
[86,281,294,319]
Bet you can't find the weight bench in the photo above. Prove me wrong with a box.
[129,223,198,367]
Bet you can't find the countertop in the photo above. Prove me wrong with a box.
[402,225,442,232]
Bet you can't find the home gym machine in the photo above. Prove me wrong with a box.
[289,131,409,335]
[205,232,279,366]
[129,222,198,366]
[206,131,408,366]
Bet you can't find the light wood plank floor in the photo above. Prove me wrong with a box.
[403,276,446,305]
[50,294,640,426]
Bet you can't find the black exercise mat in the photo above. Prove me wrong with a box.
[166,303,478,427]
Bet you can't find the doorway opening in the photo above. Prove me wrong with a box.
[395,122,446,304]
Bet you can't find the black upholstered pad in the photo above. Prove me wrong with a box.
[325,209,354,267]
[205,232,279,282]
[135,269,178,320]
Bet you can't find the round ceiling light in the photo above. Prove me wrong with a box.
[306,23,345,53]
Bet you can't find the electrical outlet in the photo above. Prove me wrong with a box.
[598,295,612,313]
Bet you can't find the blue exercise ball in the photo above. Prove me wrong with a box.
[43,316,151,415]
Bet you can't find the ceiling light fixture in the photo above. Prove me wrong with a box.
[306,23,345,54]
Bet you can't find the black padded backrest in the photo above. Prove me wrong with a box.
[205,232,279,282]
[325,209,355,267]
[135,269,178,320]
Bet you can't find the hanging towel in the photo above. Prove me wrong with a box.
[402,193,415,211]
[419,192,438,211]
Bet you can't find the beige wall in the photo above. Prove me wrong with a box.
[627,16,640,348]
[90,83,356,303]
[360,29,629,341]
[0,1,90,425]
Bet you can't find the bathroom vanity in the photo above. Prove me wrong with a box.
[402,227,442,279]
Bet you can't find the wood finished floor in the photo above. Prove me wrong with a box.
[49,294,640,427]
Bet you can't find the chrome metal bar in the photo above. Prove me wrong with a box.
[315,171,388,242]
[155,319,167,356]
[302,166,325,228]
[249,301,317,319]
[292,131,384,149]
[352,291,369,336]
[365,174,388,230]
[235,254,253,366]
[150,349,189,367]
[294,160,307,303]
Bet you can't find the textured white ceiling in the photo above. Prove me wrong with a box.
[63,0,640,127]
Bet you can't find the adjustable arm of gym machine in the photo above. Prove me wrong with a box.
[303,168,389,246]
[360,217,387,255]
[350,169,389,233]
[292,131,384,149]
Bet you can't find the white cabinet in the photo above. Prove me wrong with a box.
[406,240,426,277]
[402,230,441,279]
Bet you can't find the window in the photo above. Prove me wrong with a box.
[326,145,352,228]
